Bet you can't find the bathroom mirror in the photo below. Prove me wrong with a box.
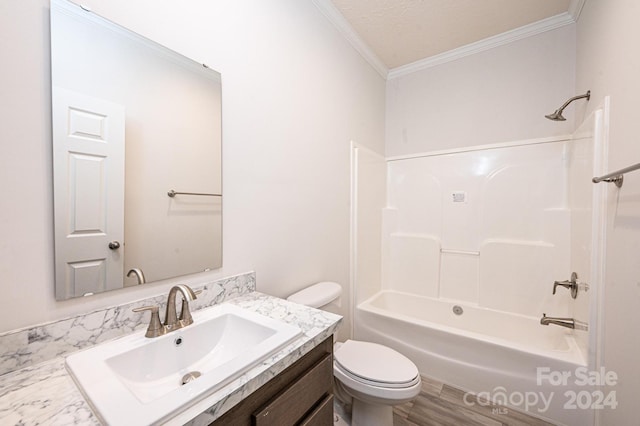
[51,0,222,300]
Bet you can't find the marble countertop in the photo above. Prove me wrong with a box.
[0,292,342,426]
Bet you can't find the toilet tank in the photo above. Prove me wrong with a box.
[287,282,342,310]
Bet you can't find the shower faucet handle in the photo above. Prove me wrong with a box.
[553,272,578,299]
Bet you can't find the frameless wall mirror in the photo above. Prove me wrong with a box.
[51,0,222,300]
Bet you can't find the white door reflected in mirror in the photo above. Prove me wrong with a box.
[52,88,126,298]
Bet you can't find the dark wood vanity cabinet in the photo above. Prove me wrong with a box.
[210,336,334,426]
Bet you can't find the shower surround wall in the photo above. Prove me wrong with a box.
[351,118,607,424]
[383,140,571,318]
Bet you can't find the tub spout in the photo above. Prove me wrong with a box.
[540,314,574,328]
[540,314,588,331]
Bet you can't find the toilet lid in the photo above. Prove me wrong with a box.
[334,340,419,385]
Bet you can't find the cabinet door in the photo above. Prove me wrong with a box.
[253,354,332,426]
[209,337,333,426]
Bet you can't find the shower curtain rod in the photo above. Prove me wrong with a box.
[592,162,640,188]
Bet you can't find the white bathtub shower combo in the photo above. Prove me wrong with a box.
[350,104,608,425]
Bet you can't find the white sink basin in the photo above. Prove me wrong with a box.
[66,303,302,425]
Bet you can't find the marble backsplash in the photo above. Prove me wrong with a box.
[0,272,256,376]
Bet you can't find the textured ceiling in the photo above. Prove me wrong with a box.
[331,0,572,69]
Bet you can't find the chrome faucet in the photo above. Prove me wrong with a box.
[127,268,146,285]
[132,284,199,338]
[540,314,588,331]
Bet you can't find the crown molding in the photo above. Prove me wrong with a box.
[311,2,583,82]
[310,0,389,79]
[387,12,576,80]
[568,0,587,22]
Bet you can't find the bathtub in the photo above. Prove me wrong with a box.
[355,290,592,426]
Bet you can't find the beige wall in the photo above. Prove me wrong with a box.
[576,1,640,424]
[385,24,576,157]
[0,0,385,333]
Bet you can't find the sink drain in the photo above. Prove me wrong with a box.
[452,305,463,316]
[181,371,201,385]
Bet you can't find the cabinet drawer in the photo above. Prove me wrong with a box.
[253,353,332,426]
[300,394,334,426]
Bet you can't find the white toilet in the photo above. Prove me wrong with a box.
[288,282,421,426]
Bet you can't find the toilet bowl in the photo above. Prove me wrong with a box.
[287,282,421,426]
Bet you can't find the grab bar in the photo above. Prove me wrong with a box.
[167,190,222,197]
[592,162,640,188]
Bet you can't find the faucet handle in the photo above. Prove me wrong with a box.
[552,272,578,299]
[133,305,166,338]
[178,289,201,326]
[179,299,194,326]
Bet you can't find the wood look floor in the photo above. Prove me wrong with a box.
[391,376,557,426]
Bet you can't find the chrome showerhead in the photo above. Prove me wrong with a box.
[545,90,590,121]
[545,110,566,121]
